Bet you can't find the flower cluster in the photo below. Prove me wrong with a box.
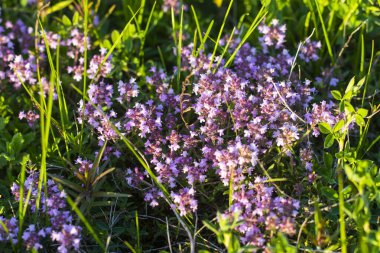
[300,147,318,182]
[19,110,40,127]
[22,225,49,251]
[51,224,81,253]
[0,217,18,244]
[299,38,321,63]
[77,19,342,247]
[305,100,340,137]
[7,171,81,252]
[258,19,286,52]
[171,187,197,216]
[0,14,35,89]
[226,178,299,247]
[78,80,120,145]
[162,0,188,14]
[75,157,93,174]
[87,48,112,80]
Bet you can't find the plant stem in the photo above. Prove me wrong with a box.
[338,140,347,253]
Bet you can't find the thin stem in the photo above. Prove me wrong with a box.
[338,139,347,253]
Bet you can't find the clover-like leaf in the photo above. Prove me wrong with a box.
[318,122,332,134]
[324,134,334,148]
[355,114,365,126]
[333,119,345,133]
[331,90,342,100]
[357,108,368,118]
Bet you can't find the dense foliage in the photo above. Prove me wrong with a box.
[0,0,379,252]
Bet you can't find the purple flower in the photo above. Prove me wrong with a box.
[299,38,321,62]
[162,0,188,14]
[9,171,82,251]
[75,157,93,174]
[51,224,81,253]
[305,101,341,137]
[0,217,18,244]
[258,19,287,51]
[22,225,48,251]
[117,78,139,103]
[87,48,112,80]
[171,188,197,216]
[19,110,39,127]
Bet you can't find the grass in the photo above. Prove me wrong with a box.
[0,0,379,252]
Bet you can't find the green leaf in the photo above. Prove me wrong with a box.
[203,220,219,235]
[0,117,6,131]
[344,101,355,113]
[333,119,345,132]
[72,12,79,25]
[339,101,345,112]
[91,192,131,198]
[331,90,342,100]
[342,90,353,100]
[345,76,355,94]
[324,134,334,148]
[320,186,338,200]
[324,152,333,169]
[111,30,121,45]
[102,39,112,49]
[91,201,115,207]
[355,114,365,126]
[49,175,83,192]
[10,133,24,155]
[356,77,365,89]
[92,167,115,187]
[62,15,72,26]
[318,122,332,134]
[43,0,74,17]
[20,0,27,7]
[357,108,368,117]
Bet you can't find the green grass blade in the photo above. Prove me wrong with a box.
[171,6,177,46]
[314,0,334,63]
[0,220,16,251]
[214,27,235,72]
[91,141,107,175]
[88,6,141,84]
[209,0,234,69]
[137,0,146,27]
[135,211,141,253]
[191,5,203,45]
[38,19,58,212]
[176,5,184,90]
[65,193,106,251]
[83,0,89,99]
[17,155,29,244]
[139,1,157,66]
[362,40,374,107]
[124,241,137,253]
[198,19,215,54]
[224,5,267,68]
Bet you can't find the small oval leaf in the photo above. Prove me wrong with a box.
[357,108,368,118]
[318,122,332,134]
[324,134,334,148]
[345,76,355,94]
[333,119,345,132]
[62,15,72,26]
[331,90,342,100]
[355,114,365,126]
[72,12,79,25]
[344,101,355,113]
